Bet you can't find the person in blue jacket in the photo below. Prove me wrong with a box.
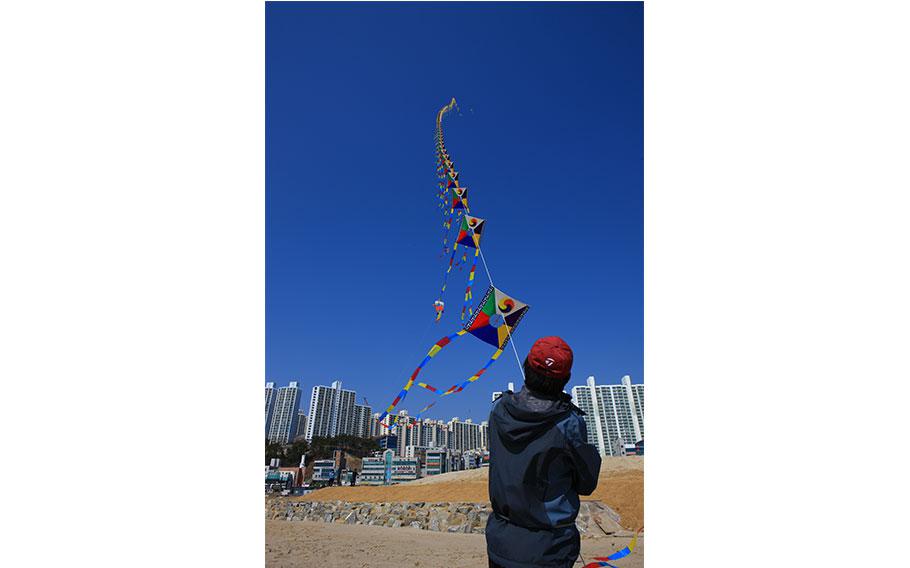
[486,336,602,568]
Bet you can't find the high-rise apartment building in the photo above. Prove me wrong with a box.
[392,411,417,456]
[267,381,303,444]
[446,417,488,454]
[369,413,381,438]
[352,403,372,438]
[265,382,277,438]
[304,381,357,440]
[571,375,644,456]
[416,419,448,449]
[295,411,308,440]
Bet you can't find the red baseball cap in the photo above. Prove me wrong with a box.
[527,336,573,380]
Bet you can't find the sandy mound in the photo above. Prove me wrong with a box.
[299,456,643,529]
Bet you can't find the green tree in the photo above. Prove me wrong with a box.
[284,439,310,466]
[305,435,380,461]
[265,439,284,466]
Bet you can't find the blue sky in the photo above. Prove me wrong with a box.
[266,2,642,423]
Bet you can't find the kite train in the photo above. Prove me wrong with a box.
[377,98,531,429]
[433,98,480,323]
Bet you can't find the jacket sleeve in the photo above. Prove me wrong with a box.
[565,414,601,496]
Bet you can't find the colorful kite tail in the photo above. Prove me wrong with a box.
[460,248,480,320]
[440,348,504,397]
[583,528,641,568]
[376,330,467,421]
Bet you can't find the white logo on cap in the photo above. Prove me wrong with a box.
[545,357,555,367]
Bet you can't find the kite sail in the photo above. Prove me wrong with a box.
[378,286,529,423]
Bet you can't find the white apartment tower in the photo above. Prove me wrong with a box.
[352,403,372,438]
[417,419,449,449]
[304,380,357,440]
[265,382,277,438]
[446,417,487,454]
[571,375,644,456]
[369,413,381,438]
[267,381,302,444]
[393,411,417,456]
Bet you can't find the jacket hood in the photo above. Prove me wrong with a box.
[494,387,583,447]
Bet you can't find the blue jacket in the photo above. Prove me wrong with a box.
[486,387,601,568]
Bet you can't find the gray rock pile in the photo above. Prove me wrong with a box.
[265,498,625,538]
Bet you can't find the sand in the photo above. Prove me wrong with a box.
[298,456,644,530]
[266,519,644,568]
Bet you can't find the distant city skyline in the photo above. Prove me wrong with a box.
[266,374,641,426]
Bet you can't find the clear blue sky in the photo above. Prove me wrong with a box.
[266,2,642,423]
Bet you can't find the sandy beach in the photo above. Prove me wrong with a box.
[267,458,643,566]
[266,519,644,568]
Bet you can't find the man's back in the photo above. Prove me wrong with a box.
[486,387,601,568]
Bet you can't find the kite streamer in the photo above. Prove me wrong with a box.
[582,530,641,568]
[438,214,485,321]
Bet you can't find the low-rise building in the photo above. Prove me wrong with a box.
[378,434,398,452]
[311,459,337,483]
[424,448,448,476]
[359,452,389,485]
[358,449,420,485]
[390,456,420,483]
[462,449,486,470]
[265,467,294,492]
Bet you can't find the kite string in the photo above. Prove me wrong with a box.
[476,244,526,382]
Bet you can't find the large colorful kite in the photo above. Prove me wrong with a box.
[379,285,530,423]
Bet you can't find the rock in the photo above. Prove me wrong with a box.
[429,518,441,531]
[447,524,463,533]
[344,512,356,524]
[410,521,422,530]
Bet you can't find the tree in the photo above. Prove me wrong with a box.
[306,435,380,461]
[265,435,379,466]
[284,439,310,466]
[265,440,284,466]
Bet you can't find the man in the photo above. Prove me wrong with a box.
[486,336,602,568]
